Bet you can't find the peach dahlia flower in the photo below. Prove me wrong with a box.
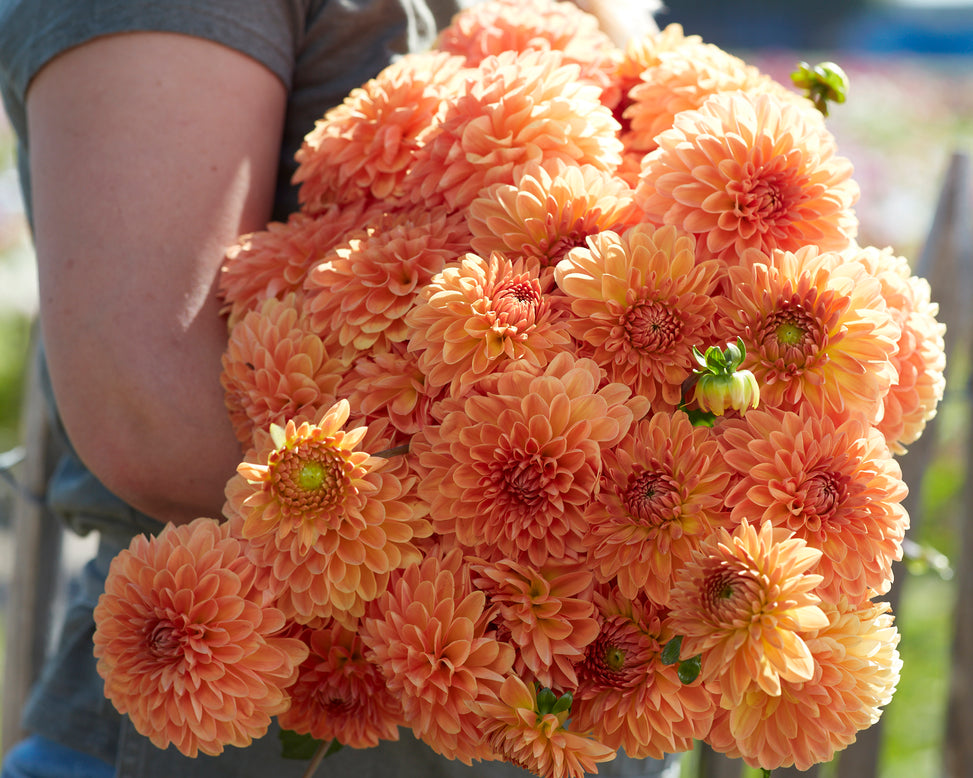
[584,411,732,606]
[361,550,515,764]
[413,352,643,567]
[293,51,467,212]
[93,518,308,757]
[223,400,428,625]
[278,621,404,749]
[404,49,622,212]
[221,293,345,446]
[719,406,908,603]
[303,204,472,361]
[668,521,829,706]
[854,244,946,454]
[554,225,721,411]
[406,251,571,397]
[471,558,600,691]
[707,598,901,771]
[572,590,716,759]
[718,245,900,423]
[636,90,858,263]
[478,676,617,778]
[467,161,642,288]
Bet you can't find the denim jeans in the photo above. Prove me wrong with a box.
[1,736,114,778]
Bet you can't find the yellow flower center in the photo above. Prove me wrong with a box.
[775,320,806,345]
[271,440,351,518]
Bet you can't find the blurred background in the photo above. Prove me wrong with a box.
[0,0,971,775]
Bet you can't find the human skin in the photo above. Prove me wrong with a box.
[27,31,287,524]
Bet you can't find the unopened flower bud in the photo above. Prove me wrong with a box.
[691,338,760,416]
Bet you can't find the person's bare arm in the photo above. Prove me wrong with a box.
[27,32,287,524]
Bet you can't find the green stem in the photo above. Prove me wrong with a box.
[301,739,333,778]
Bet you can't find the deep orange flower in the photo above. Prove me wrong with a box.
[303,203,472,362]
[572,590,717,759]
[278,621,405,749]
[221,294,346,446]
[223,400,428,625]
[466,160,642,289]
[404,49,622,212]
[706,598,901,771]
[293,51,467,212]
[436,0,618,96]
[471,558,600,691]
[93,518,308,757]
[219,205,367,327]
[360,549,515,764]
[478,676,617,778]
[854,244,946,454]
[554,224,721,411]
[584,411,732,606]
[636,90,858,263]
[406,251,572,397]
[668,520,829,706]
[717,245,900,423]
[413,353,644,567]
[719,406,908,603]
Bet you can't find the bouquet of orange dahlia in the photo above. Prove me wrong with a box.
[92,1,946,776]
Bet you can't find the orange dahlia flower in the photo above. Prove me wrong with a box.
[413,352,643,567]
[636,90,858,263]
[221,294,345,446]
[436,0,618,95]
[467,160,641,288]
[584,411,732,606]
[406,251,571,398]
[609,23,703,113]
[719,406,908,603]
[278,621,404,749]
[668,520,829,705]
[478,676,617,778]
[293,51,467,212]
[717,245,900,423]
[471,558,600,691]
[360,549,515,764]
[706,598,901,771]
[93,517,308,757]
[404,49,622,212]
[854,244,946,454]
[554,224,721,411]
[219,205,367,327]
[572,590,716,759]
[223,400,428,625]
[303,204,472,361]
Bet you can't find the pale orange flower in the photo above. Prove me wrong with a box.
[706,598,901,771]
[554,225,721,411]
[466,160,642,289]
[223,400,428,625]
[636,90,858,263]
[406,251,572,397]
[413,353,644,567]
[478,676,617,778]
[303,203,472,362]
[572,590,717,759]
[719,406,908,603]
[404,49,622,212]
[436,0,619,96]
[278,621,405,749]
[93,518,308,757]
[717,245,901,423]
[293,51,468,212]
[471,558,600,691]
[360,549,515,764]
[221,294,346,446]
[219,205,367,327]
[667,520,829,706]
[584,411,732,606]
[854,244,946,454]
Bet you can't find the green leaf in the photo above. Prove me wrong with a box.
[677,655,702,685]
[536,687,558,715]
[660,636,683,665]
[279,729,326,760]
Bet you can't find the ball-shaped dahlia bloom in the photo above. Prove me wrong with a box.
[93,517,309,757]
